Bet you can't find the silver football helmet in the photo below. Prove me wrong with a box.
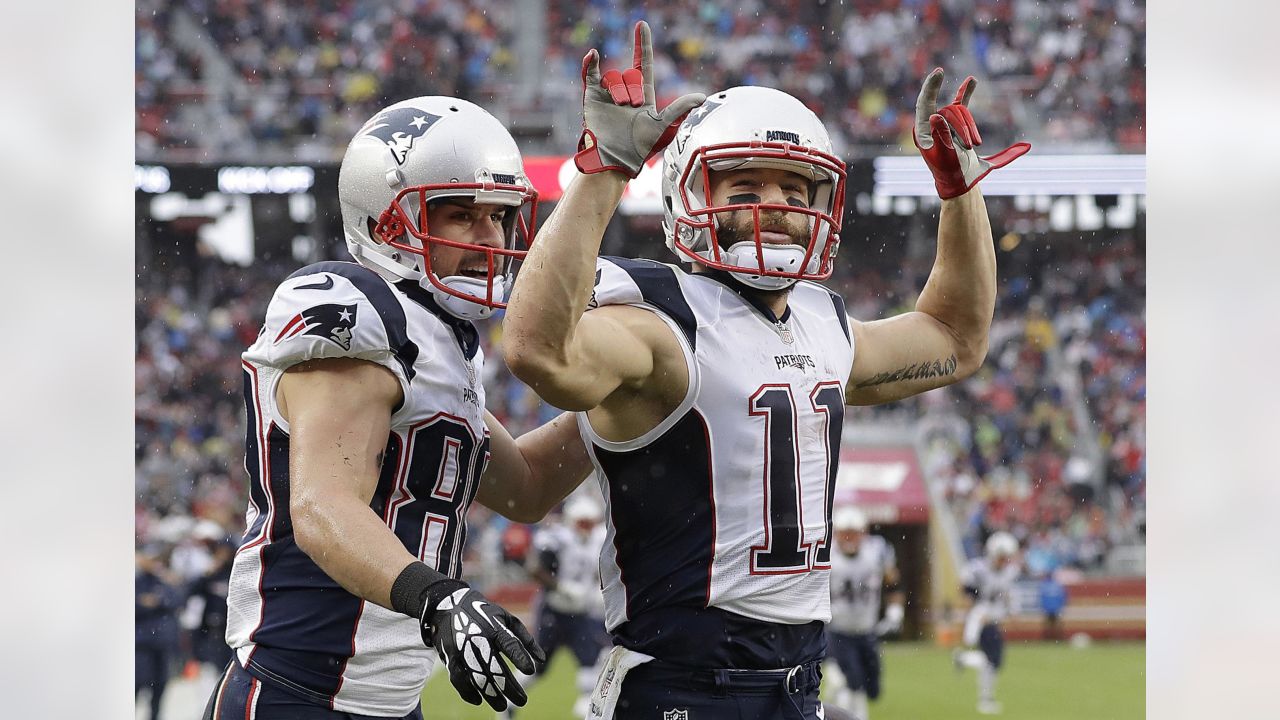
[661,86,846,290]
[832,505,869,533]
[985,531,1019,560]
[338,96,538,320]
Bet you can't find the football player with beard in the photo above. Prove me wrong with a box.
[503,21,1028,720]
[205,96,593,719]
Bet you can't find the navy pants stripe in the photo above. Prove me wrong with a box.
[828,631,882,699]
[536,607,608,671]
[979,624,1004,670]
[203,660,424,720]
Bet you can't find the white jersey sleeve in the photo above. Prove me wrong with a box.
[249,262,416,399]
[587,256,661,310]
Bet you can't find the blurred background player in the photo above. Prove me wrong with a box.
[183,525,237,676]
[136,546,183,720]
[518,495,610,717]
[209,95,593,719]
[824,507,905,720]
[954,531,1022,714]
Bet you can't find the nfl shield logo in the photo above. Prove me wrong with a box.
[663,710,689,720]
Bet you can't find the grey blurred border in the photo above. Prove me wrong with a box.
[0,2,135,718]
[1148,2,1280,719]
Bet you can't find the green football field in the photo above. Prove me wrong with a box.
[420,641,1145,719]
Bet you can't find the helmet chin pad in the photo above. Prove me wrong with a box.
[424,275,509,320]
[717,240,815,290]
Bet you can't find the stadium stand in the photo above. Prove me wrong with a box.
[136,0,1145,162]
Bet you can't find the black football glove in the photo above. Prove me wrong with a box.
[422,586,545,711]
[391,562,546,711]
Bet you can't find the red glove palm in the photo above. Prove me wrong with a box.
[913,68,1030,199]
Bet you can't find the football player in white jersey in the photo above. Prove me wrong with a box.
[521,496,610,717]
[824,507,905,720]
[503,21,1029,720]
[205,96,594,720]
[954,532,1022,714]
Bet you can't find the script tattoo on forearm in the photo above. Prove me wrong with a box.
[855,353,958,389]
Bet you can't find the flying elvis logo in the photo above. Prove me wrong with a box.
[359,107,444,165]
[274,304,358,351]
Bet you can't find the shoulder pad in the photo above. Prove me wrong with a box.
[589,256,697,350]
[794,280,850,345]
[256,262,419,383]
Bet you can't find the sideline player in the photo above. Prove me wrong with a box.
[503,21,1029,719]
[824,507,905,720]
[204,96,592,719]
[954,531,1022,714]
[523,496,610,717]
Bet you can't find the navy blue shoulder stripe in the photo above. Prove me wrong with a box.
[602,256,697,351]
[826,289,851,345]
[287,262,419,381]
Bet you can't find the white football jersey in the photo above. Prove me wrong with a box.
[579,257,855,632]
[533,521,608,617]
[225,261,490,716]
[828,535,897,635]
[962,557,1020,623]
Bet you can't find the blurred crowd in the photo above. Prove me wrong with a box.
[136,0,1145,161]
[913,230,1146,576]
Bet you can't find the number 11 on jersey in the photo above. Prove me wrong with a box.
[748,381,844,574]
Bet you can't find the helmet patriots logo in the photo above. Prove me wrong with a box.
[274,303,359,351]
[359,107,443,165]
[675,98,723,153]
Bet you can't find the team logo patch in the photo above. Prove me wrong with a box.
[274,303,358,351]
[358,107,444,165]
[675,98,723,153]
[586,268,603,309]
[663,709,689,720]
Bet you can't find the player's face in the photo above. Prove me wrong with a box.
[836,528,864,554]
[573,517,597,536]
[424,198,511,278]
[707,167,813,250]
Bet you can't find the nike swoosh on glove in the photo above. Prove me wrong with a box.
[425,587,547,711]
[574,20,706,178]
[913,68,1031,199]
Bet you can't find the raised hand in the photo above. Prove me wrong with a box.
[913,68,1031,199]
[574,20,706,177]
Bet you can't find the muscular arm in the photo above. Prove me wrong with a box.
[474,411,594,523]
[279,357,413,610]
[503,172,659,411]
[845,188,996,405]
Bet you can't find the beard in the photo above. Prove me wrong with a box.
[714,208,810,250]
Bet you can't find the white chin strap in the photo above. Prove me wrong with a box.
[713,240,817,290]
[424,275,509,321]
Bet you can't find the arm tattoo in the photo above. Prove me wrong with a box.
[855,353,958,389]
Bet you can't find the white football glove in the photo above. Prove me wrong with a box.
[875,602,905,636]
